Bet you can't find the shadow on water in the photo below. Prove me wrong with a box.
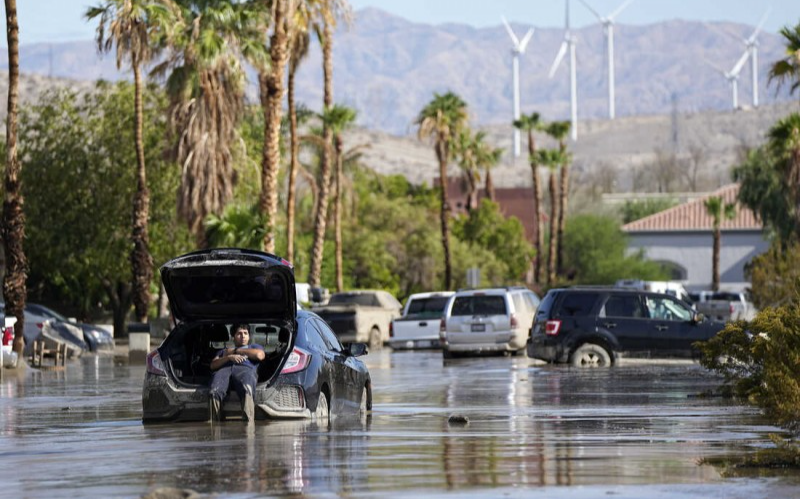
[1,350,798,497]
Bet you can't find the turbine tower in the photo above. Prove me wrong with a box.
[741,7,771,108]
[548,0,578,141]
[706,55,749,110]
[578,0,634,119]
[502,16,534,157]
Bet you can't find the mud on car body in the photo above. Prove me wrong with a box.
[142,249,371,423]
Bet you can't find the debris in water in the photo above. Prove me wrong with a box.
[448,414,469,425]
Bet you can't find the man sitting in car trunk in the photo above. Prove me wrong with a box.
[209,323,266,423]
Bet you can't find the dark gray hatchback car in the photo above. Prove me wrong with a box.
[142,249,371,423]
[527,288,726,366]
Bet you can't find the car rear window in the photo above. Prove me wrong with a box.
[450,295,507,316]
[406,297,451,318]
[555,292,600,318]
[711,292,740,301]
[328,293,380,306]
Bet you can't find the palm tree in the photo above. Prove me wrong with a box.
[767,113,800,235]
[477,142,503,203]
[514,112,544,284]
[86,0,171,324]
[205,203,267,250]
[545,121,572,277]
[259,0,296,254]
[768,22,800,96]
[535,148,568,285]
[415,91,469,290]
[285,7,312,264]
[704,196,736,291]
[308,0,350,289]
[153,0,268,248]
[2,0,27,357]
[320,104,357,292]
[452,129,480,211]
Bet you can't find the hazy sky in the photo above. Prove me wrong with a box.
[5,0,800,45]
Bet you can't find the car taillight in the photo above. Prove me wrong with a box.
[281,347,310,374]
[545,320,562,336]
[2,327,13,346]
[36,322,44,330]
[440,318,445,333]
[146,350,166,376]
[510,314,519,329]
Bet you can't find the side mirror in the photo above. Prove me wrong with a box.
[346,342,368,357]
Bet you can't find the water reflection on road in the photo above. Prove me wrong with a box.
[0,350,795,497]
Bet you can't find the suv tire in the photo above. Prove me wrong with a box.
[570,343,612,367]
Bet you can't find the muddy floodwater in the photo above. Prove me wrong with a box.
[1,350,799,498]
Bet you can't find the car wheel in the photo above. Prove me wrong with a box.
[368,327,382,350]
[314,391,330,423]
[570,343,612,367]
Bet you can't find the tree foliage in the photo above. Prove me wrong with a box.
[745,240,800,309]
[620,198,677,224]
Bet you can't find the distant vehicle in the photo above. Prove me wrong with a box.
[615,279,691,303]
[0,302,89,356]
[528,287,725,366]
[389,291,454,349]
[694,291,756,323]
[1,314,18,368]
[24,303,114,353]
[440,287,540,358]
[314,290,403,349]
[142,248,371,423]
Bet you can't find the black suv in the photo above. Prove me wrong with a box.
[527,288,726,366]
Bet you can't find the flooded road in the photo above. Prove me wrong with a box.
[1,350,798,498]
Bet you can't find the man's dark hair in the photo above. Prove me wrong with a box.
[232,323,250,334]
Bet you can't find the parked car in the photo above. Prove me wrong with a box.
[693,291,756,323]
[0,302,88,355]
[1,313,17,368]
[440,287,540,358]
[142,248,371,423]
[314,290,402,349]
[527,287,726,366]
[615,279,691,303]
[389,291,454,349]
[24,303,114,352]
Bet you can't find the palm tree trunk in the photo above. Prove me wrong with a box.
[260,0,290,254]
[485,168,495,202]
[528,130,543,285]
[309,19,334,287]
[548,170,559,285]
[438,139,453,289]
[286,65,299,263]
[334,137,343,292]
[2,0,27,357]
[130,58,153,323]
[712,227,721,291]
[556,161,570,276]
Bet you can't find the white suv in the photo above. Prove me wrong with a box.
[440,287,540,358]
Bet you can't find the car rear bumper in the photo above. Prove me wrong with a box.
[443,330,525,352]
[527,335,569,363]
[389,338,440,349]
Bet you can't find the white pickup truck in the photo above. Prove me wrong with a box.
[389,292,454,349]
[693,291,756,323]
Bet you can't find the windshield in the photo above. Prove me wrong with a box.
[450,296,506,317]
[405,297,451,318]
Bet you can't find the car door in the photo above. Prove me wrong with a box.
[643,295,703,355]
[313,318,360,412]
[597,293,650,353]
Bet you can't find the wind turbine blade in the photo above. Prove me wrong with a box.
[565,0,571,31]
[731,49,751,76]
[608,0,634,22]
[519,28,535,52]
[549,41,569,78]
[501,16,520,46]
[748,7,771,43]
[702,57,727,76]
[577,0,602,21]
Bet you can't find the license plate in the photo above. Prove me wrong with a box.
[471,324,485,332]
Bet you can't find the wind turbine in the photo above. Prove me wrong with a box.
[740,7,771,107]
[548,0,578,141]
[706,55,749,110]
[578,0,634,119]
[502,17,534,157]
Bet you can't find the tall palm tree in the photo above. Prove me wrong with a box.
[452,129,480,211]
[205,203,266,250]
[704,196,736,291]
[308,0,349,288]
[545,121,572,277]
[153,0,268,248]
[535,148,567,285]
[768,22,800,96]
[260,0,296,254]
[2,0,27,357]
[514,112,544,284]
[415,91,469,290]
[87,0,171,324]
[767,113,800,235]
[477,142,503,203]
[320,104,357,292]
[285,6,312,264]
